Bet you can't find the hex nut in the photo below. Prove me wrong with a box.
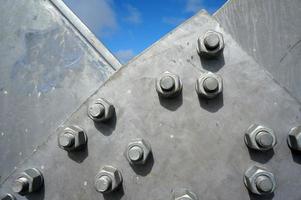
[287,126,301,151]
[58,125,87,151]
[12,168,44,196]
[156,71,182,98]
[94,166,123,193]
[0,194,16,200]
[195,72,223,99]
[174,190,198,200]
[88,98,115,122]
[244,165,276,195]
[125,138,152,165]
[197,30,224,58]
[244,124,276,151]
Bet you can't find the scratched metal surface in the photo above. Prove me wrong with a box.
[1,11,301,200]
[214,0,301,103]
[0,0,119,183]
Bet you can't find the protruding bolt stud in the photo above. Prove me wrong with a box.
[244,165,276,195]
[287,126,301,152]
[256,131,274,149]
[0,194,16,200]
[204,33,220,50]
[197,30,224,58]
[11,168,44,196]
[244,124,277,151]
[255,175,274,193]
[173,189,198,200]
[125,139,152,165]
[88,98,115,122]
[58,125,87,151]
[94,166,122,194]
[195,72,222,99]
[58,133,75,148]
[89,103,105,119]
[12,177,29,195]
[160,76,175,91]
[156,71,182,98]
[95,176,112,193]
[128,146,144,162]
[203,77,219,93]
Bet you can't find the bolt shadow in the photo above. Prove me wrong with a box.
[103,185,124,200]
[158,93,183,111]
[200,53,225,72]
[94,113,117,136]
[129,152,154,176]
[289,148,301,164]
[67,144,89,163]
[248,190,274,200]
[247,148,274,164]
[25,185,45,200]
[197,93,224,113]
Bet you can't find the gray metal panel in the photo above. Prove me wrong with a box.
[1,11,301,200]
[214,0,301,103]
[0,0,119,183]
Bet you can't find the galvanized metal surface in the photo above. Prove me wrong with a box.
[1,10,301,200]
[0,0,119,183]
[214,0,301,103]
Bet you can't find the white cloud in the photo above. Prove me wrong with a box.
[185,0,203,13]
[163,0,203,26]
[124,4,142,24]
[115,49,135,64]
[63,0,118,37]
[162,17,185,26]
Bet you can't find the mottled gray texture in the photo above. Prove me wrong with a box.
[0,0,118,183]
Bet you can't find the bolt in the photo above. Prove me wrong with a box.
[160,76,175,91]
[58,133,75,148]
[128,146,144,162]
[12,177,29,194]
[195,72,222,99]
[244,124,276,151]
[256,175,274,193]
[287,126,301,151]
[89,103,105,118]
[197,30,224,58]
[156,71,182,98]
[244,165,276,195]
[203,77,219,93]
[11,168,44,196]
[125,139,152,165]
[204,33,220,50]
[58,125,87,151]
[255,131,274,148]
[94,166,122,194]
[88,98,115,122]
[95,176,112,193]
[0,194,16,200]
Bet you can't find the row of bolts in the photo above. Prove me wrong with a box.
[2,30,301,200]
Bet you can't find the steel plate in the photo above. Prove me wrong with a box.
[1,10,301,200]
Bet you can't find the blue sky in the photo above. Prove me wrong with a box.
[63,0,227,63]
